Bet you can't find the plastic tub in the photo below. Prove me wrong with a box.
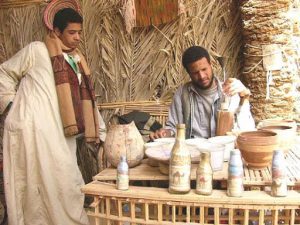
[208,136,236,161]
[196,142,225,171]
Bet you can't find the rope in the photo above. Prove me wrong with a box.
[242,43,295,100]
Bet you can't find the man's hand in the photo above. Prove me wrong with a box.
[149,128,173,141]
[222,78,250,97]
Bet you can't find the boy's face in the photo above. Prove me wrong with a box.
[55,22,82,49]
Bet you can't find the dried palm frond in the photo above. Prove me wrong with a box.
[0,0,43,8]
[0,0,243,122]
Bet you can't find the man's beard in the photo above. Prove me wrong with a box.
[193,75,215,90]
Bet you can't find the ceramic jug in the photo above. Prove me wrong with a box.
[104,121,144,168]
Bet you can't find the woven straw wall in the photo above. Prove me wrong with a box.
[0,0,244,144]
[0,0,243,103]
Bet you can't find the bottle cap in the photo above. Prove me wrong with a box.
[176,124,186,129]
[231,149,241,155]
[201,152,211,159]
[120,155,127,161]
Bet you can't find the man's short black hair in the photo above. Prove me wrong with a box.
[53,8,83,32]
[182,46,211,72]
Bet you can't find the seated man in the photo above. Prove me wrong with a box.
[150,46,255,140]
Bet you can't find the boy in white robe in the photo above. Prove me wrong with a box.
[0,6,103,225]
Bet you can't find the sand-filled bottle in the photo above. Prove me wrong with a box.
[196,152,213,195]
[169,124,191,194]
[227,149,244,197]
[117,155,129,190]
[271,149,287,197]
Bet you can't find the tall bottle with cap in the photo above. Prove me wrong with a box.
[196,152,213,195]
[169,124,191,194]
[227,149,244,197]
[117,155,129,190]
[271,149,287,197]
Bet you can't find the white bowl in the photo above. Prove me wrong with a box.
[144,142,166,149]
[185,138,209,146]
[144,142,168,166]
[145,143,200,164]
[196,142,225,171]
[208,136,236,161]
[153,137,175,144]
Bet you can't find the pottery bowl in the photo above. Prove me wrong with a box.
[237,131,279,169]
[259,125,296,154]
[257,119,296,132]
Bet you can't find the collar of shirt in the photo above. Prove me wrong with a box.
[62,52,82,84]
[187,76,223,103]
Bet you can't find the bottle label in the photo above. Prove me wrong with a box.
[169,165,191,190]
[196,173,212,194]
[117,174,129,190]
[271,178,287,197]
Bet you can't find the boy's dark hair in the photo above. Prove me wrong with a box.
[182,46,210,72]
[53,8,83,32]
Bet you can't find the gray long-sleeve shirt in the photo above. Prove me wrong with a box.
[165,78,255,138]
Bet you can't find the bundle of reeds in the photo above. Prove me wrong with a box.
[240,0,299,121]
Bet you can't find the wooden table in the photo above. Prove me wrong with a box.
[94,148,300,189]
[82,181,300,225]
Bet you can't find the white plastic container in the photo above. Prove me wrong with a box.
[185,138,209,147]
[196,142,225,171]
[208,136,236,161]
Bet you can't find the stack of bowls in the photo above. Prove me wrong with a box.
[257,119,296,132]
[145,138,201,174]
[237,131,278,169]
[143,142,166,166]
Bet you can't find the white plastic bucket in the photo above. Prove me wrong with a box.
[208,136,236,161]
[196,142,225,171]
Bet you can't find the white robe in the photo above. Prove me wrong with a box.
[0,41,89,225]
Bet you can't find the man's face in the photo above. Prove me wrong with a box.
[55,22,82,49]
[187,57,214,90]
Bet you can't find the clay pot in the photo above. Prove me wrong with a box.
[104,121,144,168]
[259,125,296,153]
[237,131,279,169]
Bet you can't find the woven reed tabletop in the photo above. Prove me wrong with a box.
[94,148,300,189]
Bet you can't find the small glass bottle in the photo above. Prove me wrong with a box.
[196,152,213,195]
[169,124,191,194]
[271,149,287,197]
[227,149,244,197]
[117,155,129,190]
